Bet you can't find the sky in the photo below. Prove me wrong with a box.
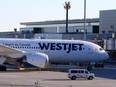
[0,0,116,31]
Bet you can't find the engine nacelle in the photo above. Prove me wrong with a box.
[24,52,49,68]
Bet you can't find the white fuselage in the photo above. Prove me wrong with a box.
[0,39,109,63]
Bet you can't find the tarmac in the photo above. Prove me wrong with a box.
[0,65,115,87]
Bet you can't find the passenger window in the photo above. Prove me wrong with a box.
[85,71,88,74]
[80,70,84,73]
[71,70,77,73]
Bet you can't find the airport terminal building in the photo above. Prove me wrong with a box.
[20,18,99,34]
[20,18,100,40]
[20,10,116,40]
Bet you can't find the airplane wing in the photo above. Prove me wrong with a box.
[0,44,24,58]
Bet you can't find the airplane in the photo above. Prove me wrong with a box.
[0,38,109,71]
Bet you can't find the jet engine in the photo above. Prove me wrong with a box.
[18,52,49,68]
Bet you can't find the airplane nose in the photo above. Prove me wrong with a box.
[102,52,109,61]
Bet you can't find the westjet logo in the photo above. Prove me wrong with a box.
[38,43,84,53]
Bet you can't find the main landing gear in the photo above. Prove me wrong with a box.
[0,65,6,71]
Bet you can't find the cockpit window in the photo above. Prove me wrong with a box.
[99,48,103,51]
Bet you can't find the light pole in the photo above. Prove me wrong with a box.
[64,1,71,33]
[84,0,86,40]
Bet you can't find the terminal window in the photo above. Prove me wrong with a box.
[93,26,99,33]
